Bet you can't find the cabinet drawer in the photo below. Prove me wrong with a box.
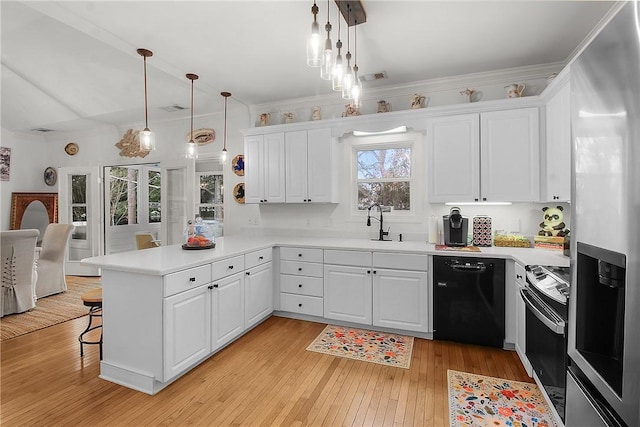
[280,293,323,317]
[373,252,428,271]
[280,260,324,278]
[280,247,323,263]
[280,274,323,297]
[245,248,272,269]
[211,255,245,281]
[515,262,526,285]
[324,249,371,267]
[164,264,211,297]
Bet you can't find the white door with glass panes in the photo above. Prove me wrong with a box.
[104,164,162,254]
[196,170,224,236]
[161,162,194,246]
[57,167,101,276]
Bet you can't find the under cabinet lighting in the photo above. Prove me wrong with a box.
[353,126,408,136]
[445,202,513,206]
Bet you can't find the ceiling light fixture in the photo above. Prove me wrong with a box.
[137,48,155,151]
[307,1,321,67]
[320,0,333,80]
[332,8,343,91]
[220,91,231,165]
[185,73,199,160]
[351,18,362,106]
[341,6,353,100]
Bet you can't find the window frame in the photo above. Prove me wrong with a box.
[350,133,420,219]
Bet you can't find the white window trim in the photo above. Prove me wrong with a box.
[349,132,424,221]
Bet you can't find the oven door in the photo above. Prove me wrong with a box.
[521,288,567,421]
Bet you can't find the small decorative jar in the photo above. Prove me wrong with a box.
[183,216,215,248]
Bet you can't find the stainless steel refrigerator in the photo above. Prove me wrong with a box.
[568,2,640,426]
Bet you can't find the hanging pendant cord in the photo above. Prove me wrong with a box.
[143,55,149,128]
[190,79,194,138]
[223,96,228,150]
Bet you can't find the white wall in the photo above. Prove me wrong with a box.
[2,63,571,244]
[0,128,51,230]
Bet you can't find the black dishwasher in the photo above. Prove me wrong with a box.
[433,256,505,348]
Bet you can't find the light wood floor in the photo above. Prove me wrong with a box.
[1,278,532,427]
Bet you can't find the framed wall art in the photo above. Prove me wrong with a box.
[232,154,244,176]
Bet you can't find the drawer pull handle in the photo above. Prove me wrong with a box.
[373,270,377,274]
[189,277,196,282]
[246,272,250,276]
[298,284,303,288]
[298,303,302,307]
[208,285,213,290]
[259,256,264,260]
[298,253,302,257]
[298,267,302,272]
[228,265,234,269]
[367,270,371,274]
[213,284,219,288]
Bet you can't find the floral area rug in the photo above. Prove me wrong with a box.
[448,370,558,427]
[306,324,414,369]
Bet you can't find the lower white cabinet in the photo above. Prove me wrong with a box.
[324,264,373,325]
[164,284,211,381]
[245,262,273,329]
[373,269,428,332]
[211,272,245,351]
[514,262,532,375]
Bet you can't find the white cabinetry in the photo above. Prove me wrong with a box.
[514,261,532,375]
[323,250,373,325]
[285,128,335,203]
[372,253,429,333]
[211,272,245,351]
[244,133,286,204]
[244,248,273,329]
[279,247,324,316]
[164,285,211,381]
[544,79,571,202]
[427,108,540,202]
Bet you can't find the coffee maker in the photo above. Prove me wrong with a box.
[443,207,469,247]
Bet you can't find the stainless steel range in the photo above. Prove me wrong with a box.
[521,264,570,423]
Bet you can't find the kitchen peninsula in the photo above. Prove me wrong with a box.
[82,235,568,395]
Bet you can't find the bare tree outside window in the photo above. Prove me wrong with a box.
[110,166,138,226]
[356,147,411,211]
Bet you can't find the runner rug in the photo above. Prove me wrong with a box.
[0,277,101,341]
[448,369,558,427]
[306,324,414,369]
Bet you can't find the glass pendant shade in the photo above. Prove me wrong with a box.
[352,67,362,106]
[220,148,228,165]
[139,128,156,151]
[320,37,334,80]
[332,51,343,91]
[186,140,198,159]
[306,2,321,67]
[342,62,354,99]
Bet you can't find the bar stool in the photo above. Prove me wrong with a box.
[79,288,102,359]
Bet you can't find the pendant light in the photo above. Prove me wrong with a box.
[220,91,231,165]
[351,20,362,107]
[332,10,343,91]
[137,48,155,151]
[306,1,321,67]
[341,8,354,99]
[320,0,333,80]
[185,73,199,160]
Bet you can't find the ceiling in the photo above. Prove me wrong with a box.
[1,1,616,134]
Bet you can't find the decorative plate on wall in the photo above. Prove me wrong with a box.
[232,154,244,176]
[44,167,57,186]
[64,142,79,155]
[233,183,245,204]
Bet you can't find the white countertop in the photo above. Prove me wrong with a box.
[82,235,570,276]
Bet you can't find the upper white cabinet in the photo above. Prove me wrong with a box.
[427,114,480,202]
[244,133,286,204]
[285,128,335,203]
[427,108,540,202]
[543,80,571,202]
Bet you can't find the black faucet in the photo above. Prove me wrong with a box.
[366,203,390,241]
